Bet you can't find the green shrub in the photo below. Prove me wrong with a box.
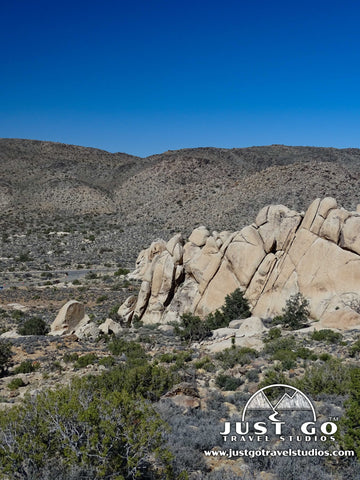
[72,279,81,285]
[294,359,354,396]
[108,304,121,321]
[62,352,79,363]
[215,346,258,369]
[310,329,343,344]
[258,366,288,391]
[74,353,98,369]
[245,369,260,382]
[319,352,332,362]
[98,356,116,367]
[86,271,97,279]
[114,267,130,276]
[206,288,251,329]
[8,377,26,390]
[274,293,310,330]
[18,317,49,336]
[0,340,12,377]
[108,338,148,365]
[0,379,173,478]
[272,349,297,370]
[215,374,243,391]
[14,360,38,374]
[349,336,360,357]
[339,367,360,457]
[264,336,297,355]
[96,295,108,304]
[174,313,211,343]
[194,356,215,372]
[264,327,282,342]
[296,347,317,360]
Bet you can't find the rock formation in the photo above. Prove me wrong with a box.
[50,300,93,336]
[118,198,360,330]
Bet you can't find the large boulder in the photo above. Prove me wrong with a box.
[50,300,90,336]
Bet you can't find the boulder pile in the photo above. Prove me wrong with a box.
[118,198,360,330]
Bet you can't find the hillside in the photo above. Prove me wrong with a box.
[1,139,360,269]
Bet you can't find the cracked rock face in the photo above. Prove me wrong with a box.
[119,198,360,329]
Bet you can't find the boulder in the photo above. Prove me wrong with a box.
[188,226,210,247]
[99,318,123,335]
[118,295,137,323]
[50,300,89,336]
[162,383,200,411]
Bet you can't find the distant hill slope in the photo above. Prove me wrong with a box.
[1,138,360,264]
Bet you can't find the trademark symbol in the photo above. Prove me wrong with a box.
[329,416,339,421]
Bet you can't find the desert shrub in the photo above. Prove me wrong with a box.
[14,360,38,374]
[98,356,116,367]
[215,374,243,391]
[220,288,251,321]
[349,336,360,357]
[310,329,343,344]
[72,278,81,285]
[319,352,332,362]
[264,327,282,342]
[215,346,258,369]
[18,317,49,336]
[132,315,144,328]
[272,349,297,370]
[259,366,288,390]
[0,340,12,376]
[86,271,97,279]
[96,362,176,402]
[74,353,98,369]
[245,368,260,382]
[108,338,148,365]
[8,377,26,390]
[339,367,360,458]
[0,379,173,479]
[296,346,317,360]
[96,295,108,304]
[174,313,211,343]
[159,351,192,367]
[108,304,121,321]
[17,251,33,262]
[294,359,354,396]
[194,356,215,372]
[114,267,130,276]
[62,352,79,363]
[273,293,310,330]
[264,336,297,354]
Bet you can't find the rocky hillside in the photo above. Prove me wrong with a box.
[2,139,360,268]
[118,197,360,331]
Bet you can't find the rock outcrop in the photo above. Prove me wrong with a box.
[50,300,92,336]
[118,198,360,330]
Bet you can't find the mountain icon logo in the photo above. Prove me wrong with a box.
[241,384,316,422]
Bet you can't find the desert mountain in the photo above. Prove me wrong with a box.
[1,139,360,266]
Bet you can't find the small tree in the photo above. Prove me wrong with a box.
[174,313,211,343]
[221,288,251,322]
[277,293,310,330]
[206,288,251,329]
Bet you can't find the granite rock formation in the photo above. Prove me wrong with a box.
[119,198,360,330]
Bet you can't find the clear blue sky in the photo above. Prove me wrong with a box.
[1,0,360,157]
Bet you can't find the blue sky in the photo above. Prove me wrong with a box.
[1,0,360,157]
